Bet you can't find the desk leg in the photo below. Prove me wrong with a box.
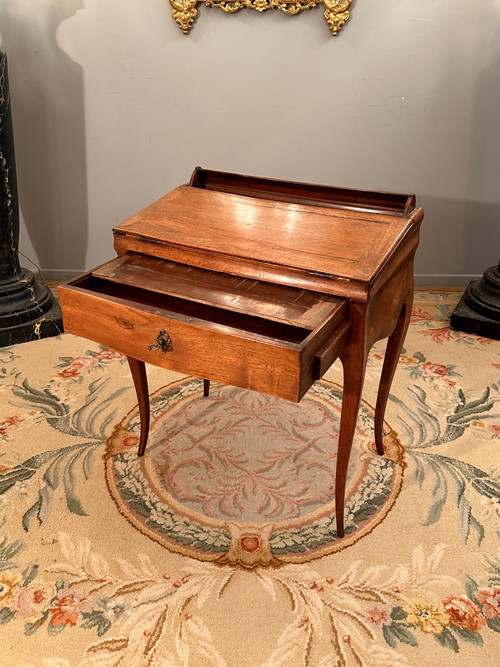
[374,301,411,455]
[336,348,367,538]
[127,357,150,457]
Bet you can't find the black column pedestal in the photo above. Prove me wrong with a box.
[0,267,63,346]
[450,261,500,340]
[0,51,63,347]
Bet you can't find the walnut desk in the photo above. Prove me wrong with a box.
[59,168,424,538]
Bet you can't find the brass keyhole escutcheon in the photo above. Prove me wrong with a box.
[148,330,173,353]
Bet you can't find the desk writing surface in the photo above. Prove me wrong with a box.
[114,185,418,285]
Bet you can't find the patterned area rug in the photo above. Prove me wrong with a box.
[0,289,499,666]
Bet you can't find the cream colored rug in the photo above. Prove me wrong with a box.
[0,289,499,666]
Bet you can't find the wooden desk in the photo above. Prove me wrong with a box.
[59,168,423,537]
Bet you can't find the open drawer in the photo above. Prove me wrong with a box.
[58,253,349,402]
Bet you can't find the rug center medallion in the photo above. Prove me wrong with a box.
[105,378,405,568]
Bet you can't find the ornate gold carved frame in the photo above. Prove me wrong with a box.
[169,0,354,36]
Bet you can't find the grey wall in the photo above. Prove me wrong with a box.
[1,1,499,285]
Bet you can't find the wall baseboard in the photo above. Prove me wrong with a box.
[414,274,479,287]
[37,269,83,282]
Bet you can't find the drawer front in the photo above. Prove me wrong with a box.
[59,285,305,401]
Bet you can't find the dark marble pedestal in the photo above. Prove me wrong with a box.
[450,261,500,340]
[0,268,63,346]
[0,51,63,347]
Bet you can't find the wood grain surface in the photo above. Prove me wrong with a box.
[114,185,420,283]
[58,273,347,402]
[93,253,343,329]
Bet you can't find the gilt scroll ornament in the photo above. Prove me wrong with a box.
[169,0,354,36]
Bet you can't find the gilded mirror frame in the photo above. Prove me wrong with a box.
[169,0,354,36]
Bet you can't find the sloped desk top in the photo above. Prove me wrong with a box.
[113,168,422,300]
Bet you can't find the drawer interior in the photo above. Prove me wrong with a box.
[66,253,348,347]
[85,275,309,345]
[92,253,343,330]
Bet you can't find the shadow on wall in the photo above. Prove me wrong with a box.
[416,196,500,282]
[466,26,500,276]
[416,10,500,283]
[0,0,87,277]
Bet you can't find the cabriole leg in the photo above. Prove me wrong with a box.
[336,348,367,538]
[127,357,150,457]
[374,301,412,455]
